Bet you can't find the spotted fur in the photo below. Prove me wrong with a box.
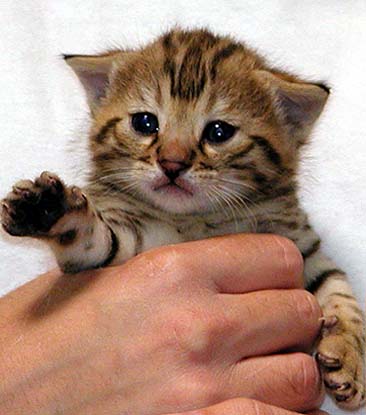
[1,28,364,409]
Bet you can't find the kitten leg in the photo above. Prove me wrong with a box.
[1,172,135,273]
[305,253,365,409]
[270,215,365,409]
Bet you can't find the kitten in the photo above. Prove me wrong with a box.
[1,29,364,409]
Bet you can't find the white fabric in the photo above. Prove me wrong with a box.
[0,1,365,413]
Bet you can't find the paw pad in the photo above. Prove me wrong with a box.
[1,172,86,237]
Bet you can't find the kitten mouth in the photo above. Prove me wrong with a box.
[153,178,194,196]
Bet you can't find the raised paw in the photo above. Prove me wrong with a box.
[1,172,87,237]
[316,319,365,409]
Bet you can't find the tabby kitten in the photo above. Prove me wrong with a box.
[1,29,364,408]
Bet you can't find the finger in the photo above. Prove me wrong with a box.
[153,234,304,293]
[222,353,324,413]
[219,289,322,358]
[167,398,327,415]
[306,411,330,415]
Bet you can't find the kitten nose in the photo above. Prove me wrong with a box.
[158,159,189,181]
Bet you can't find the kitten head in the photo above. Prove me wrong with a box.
[65,29,329,215]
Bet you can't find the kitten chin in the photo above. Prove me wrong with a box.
[139,181,212,215]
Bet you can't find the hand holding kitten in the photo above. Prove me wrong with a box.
[0,235,324,414]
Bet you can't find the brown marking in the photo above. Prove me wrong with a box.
[174,43,207,100]
[258,219,299,230]
[58,229,77,246]
[350,333,364,355]
[164,59,177,97]
[330,293,356,300]
[138,155,151,163]
[228,142,255,166]
[302,239,321,259]
[350,317,364,325]
[146,135,159,150]
[188,149,197,163]
[252,171,268,185]
[210,43,240,81]
[348,305,365,318]
[125,217,143,255]
[250,135,282,169]
[63,261,83,274]
[94,118,121,143]
[100,227,119,267]
[162,32,174,52]
[198,161,213,170]
[307,269,346,293]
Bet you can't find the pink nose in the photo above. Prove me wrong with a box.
[158,159,189,180]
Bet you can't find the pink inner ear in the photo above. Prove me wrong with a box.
[278,92,305,125]
[278,90,319,127]
[80,70,109,101]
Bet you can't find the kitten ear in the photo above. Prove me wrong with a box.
[63,53,118,109]
[254,70,329,138]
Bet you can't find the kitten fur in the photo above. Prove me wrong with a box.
[1,28,364,409]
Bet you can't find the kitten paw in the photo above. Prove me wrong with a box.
[316,317,365,409]
[1,172,87,237]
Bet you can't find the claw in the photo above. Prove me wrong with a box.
[320,315,338,329]
[1,201,10,213]
[325,379,351,391]
[335,389,357,402]
[12,187,31,198]
[316,352,342,369]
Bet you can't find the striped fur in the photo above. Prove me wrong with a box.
[1,28,364,409]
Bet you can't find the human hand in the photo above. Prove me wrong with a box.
[167,398,329,415]
[0,234,323,415]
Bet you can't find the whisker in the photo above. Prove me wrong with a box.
[216,185,258,231]
[210,176,272,227]
[205,187,233,221]
[215,176,257,193]
[213,186,247,231]
[209,185,240,230]
[87,168,149,187]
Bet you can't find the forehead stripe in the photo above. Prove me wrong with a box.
[175,46,206,100]
[210,43,240,81]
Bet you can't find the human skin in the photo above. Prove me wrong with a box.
[168,399,329,415]
[0,234,325,415]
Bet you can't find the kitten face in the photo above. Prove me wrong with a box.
[66,29,328,215]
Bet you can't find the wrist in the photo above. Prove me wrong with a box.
[0,269,126,414]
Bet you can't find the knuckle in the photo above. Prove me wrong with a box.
[151,245,190,281]
[289,353,322,404]
[293,290,322,322]
[130,245,191,291]
[273,235,304,284]
[170,308,223,364]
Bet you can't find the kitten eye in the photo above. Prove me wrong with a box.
[202,120,237,144]
[131,112,159,135]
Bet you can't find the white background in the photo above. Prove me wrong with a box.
[0,1,365,414]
